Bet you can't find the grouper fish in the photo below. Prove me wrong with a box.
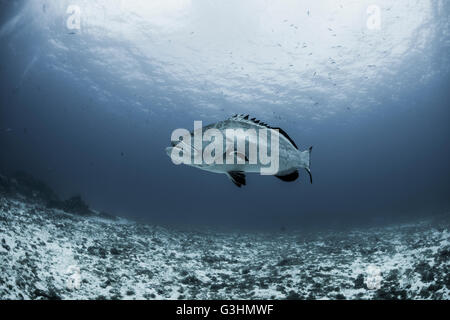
[166,114,312,187]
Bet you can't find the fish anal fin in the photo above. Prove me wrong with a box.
[227,171,246,187]
[275,170,299,182]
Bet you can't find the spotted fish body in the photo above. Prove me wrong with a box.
[166,114,312,187]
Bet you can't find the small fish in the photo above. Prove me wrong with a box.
[166,115,313,187]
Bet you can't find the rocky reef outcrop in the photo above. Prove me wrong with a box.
[0,172,448,300]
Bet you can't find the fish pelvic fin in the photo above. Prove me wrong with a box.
[227,171,246,188]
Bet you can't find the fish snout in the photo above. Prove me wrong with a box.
[165,146,174,157]
[166,144,191,158]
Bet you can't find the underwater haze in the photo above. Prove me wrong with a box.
[1,0,449,230]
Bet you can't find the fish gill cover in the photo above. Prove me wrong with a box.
[0,0,449,301]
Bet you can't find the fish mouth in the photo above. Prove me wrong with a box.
[167,140,199,157]
[166,141,179,157]
[166,143,197,160]
[165,146,174,157]
[166,141,184,155]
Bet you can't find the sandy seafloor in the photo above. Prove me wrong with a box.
[0,192,449,300]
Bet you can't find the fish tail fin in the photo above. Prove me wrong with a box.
[299,146,313,184]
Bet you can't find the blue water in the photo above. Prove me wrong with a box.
[1,0,449,229]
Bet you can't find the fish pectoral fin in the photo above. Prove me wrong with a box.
[234,151,248,163]
[224,150,249,163]
[227,171,246,187]
[275,170,299,182]
[225,150,248,161]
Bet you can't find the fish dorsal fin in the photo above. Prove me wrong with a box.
[271,127,298,149]
[229,114,272,128]
[275,170,299,182]
[228,115,298,150]
[227,171,246,187]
